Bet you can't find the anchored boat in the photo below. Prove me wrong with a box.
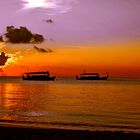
[76,72,108,80]
[22,71,56,81]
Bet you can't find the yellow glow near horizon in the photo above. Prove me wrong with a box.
[1,41,140,77]
[22,0,57,9]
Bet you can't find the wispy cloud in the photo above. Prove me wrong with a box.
[20,0,79,15]
[33,45,52,53]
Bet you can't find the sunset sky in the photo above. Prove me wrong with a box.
[0,0,140,77]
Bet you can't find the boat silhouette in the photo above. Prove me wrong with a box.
[76,72,108,80]
[22,71,56,81]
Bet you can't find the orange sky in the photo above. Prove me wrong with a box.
[0,41,140,77]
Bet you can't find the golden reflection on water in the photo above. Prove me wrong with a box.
[0,83,49,119]
[0,84,28,120]
[0,80,140,131]
[0,82,140,115]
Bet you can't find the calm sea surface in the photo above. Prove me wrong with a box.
[0,77,140,133]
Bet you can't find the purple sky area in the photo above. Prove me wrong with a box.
[0,0,140,44]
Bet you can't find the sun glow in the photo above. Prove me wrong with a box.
[19,0,79,15]
[22,0,57,9]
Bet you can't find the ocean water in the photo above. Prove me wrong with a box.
[0,77,140,133]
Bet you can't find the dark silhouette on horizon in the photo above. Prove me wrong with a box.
[0,52,9,66]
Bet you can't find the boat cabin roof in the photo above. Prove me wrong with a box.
[80,73,99,76]
[24,71,49,75]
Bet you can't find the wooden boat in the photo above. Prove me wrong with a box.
[76,72,108,80]
[22,71,56,81]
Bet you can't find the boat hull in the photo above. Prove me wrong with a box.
[22,76,56,81]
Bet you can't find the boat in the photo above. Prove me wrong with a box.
[76,72,108,80]
[22,71,56,81]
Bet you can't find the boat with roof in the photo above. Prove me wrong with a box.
[22,71,56,81]
[76,72,108,80]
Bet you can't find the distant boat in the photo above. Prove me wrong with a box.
[22,71,56,81]
[76,72,108,80]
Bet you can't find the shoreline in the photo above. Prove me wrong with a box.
[0,125,140,140]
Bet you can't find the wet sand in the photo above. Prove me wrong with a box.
[0,125,139,140]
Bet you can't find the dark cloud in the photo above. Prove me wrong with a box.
[0,52,9,66]
[33,45,52,53]
[0,36,4,42]
[49,38,55,42]
[5,26,44,43]
[44,19,54,23]
[47,48,53,52]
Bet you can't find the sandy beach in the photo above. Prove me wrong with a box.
[0,125,139,140]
